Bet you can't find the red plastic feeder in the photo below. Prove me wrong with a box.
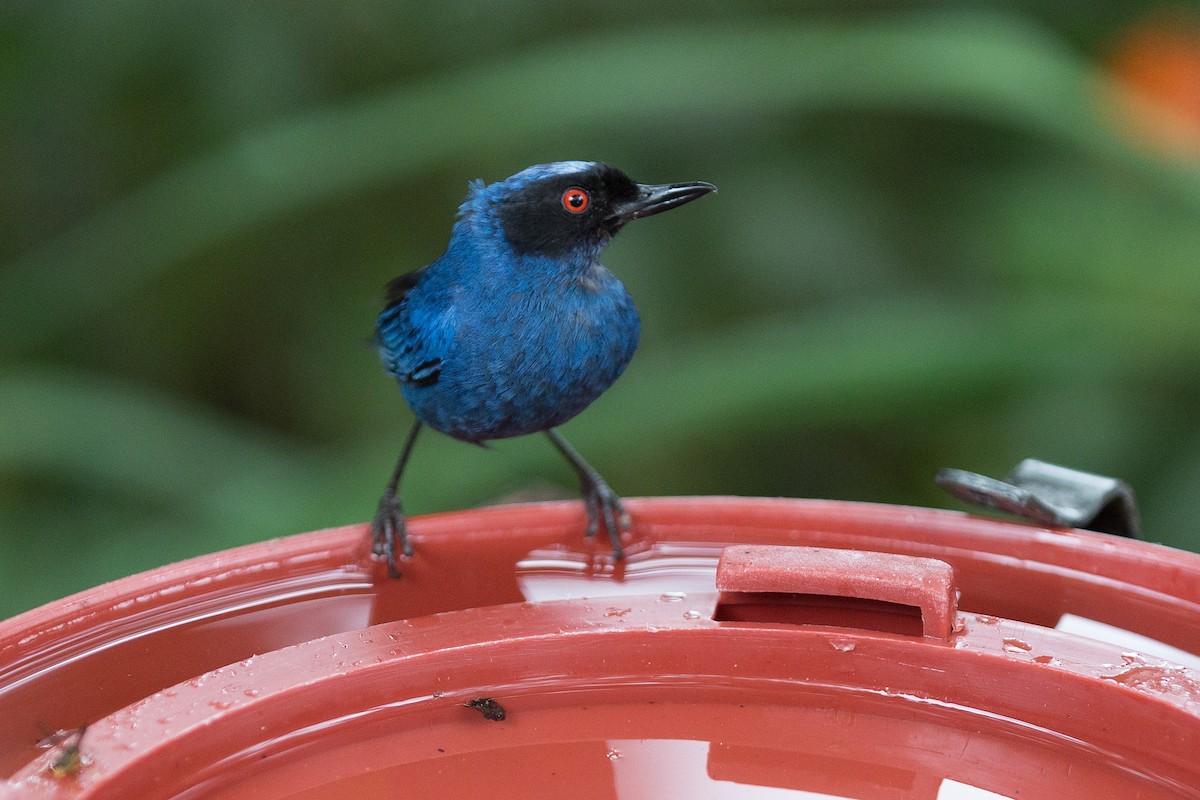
[2,497,1200,798]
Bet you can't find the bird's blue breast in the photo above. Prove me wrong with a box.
[376,242,640,443]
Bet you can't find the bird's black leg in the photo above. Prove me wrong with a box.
[372,420,422,577]
[545,428,629,559]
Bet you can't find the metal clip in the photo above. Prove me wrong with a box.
[935,459,1141,538]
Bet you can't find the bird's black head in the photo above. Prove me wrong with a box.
[481,161,715,259]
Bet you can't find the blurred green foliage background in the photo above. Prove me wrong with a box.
[3,2,1199,619]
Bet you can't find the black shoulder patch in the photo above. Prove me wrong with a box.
[384,267,426,308]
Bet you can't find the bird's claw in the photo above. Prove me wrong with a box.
[371,494,412,578]
[580,477,629,560]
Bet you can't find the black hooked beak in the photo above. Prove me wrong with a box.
[608,180,717,226]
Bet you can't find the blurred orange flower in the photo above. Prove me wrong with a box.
[1106,15,1200,160]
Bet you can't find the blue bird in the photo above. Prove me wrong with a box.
[373,161,715,576]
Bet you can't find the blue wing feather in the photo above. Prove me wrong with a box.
[376,266,449,387]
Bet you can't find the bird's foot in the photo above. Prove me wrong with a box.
[371,493,412,578]
[580,476,631,560]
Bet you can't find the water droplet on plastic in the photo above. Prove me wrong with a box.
[606,748,622,761]
[830,639,856,652]
[682,610,703,620]
[1002,638,1032,653]
[605,607,631,617]
[659,592,686,603]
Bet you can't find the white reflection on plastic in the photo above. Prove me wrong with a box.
[516,547,720,603]
[609,739,854,798]
[1055,614,1200,671]
[937,779,1012,799]
[602,739,1016,799]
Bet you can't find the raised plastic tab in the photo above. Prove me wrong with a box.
[714,545,958,641]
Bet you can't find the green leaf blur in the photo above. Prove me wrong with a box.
[3,3,1198,617]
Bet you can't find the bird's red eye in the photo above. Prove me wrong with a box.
[562,188,590,213]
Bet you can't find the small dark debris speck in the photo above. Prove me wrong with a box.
[463,697,506,721]
[46,726,87,779]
